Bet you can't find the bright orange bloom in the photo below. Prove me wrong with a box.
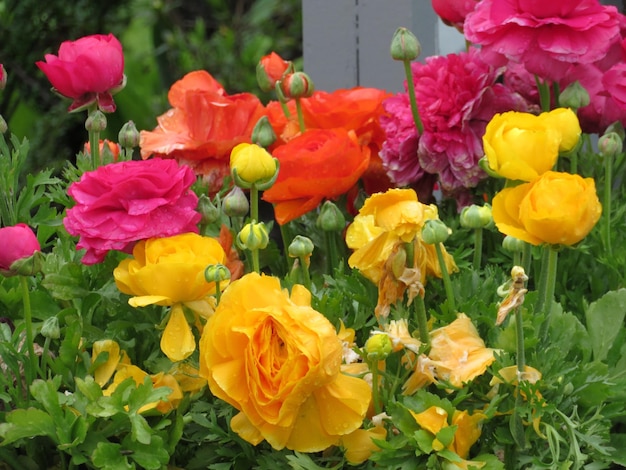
[262,128,370,224]
[140,70,266,193]
[84,139,120,161]
[257,52,292,91]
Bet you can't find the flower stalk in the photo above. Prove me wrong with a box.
[20,275,38,383]
[536,246,559,342]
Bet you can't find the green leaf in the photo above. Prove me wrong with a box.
[585,288,626,361]
[91,442,133,470]
[75,376,104,402]
[124,434,170,469]
[610,434,626,466]
[435,424,458,448]
[29,378,63,422]
[130,413,153,445]
[0,408,57,444]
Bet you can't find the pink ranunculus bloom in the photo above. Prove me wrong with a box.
[64,159,201,265]
[36,34,125,113]
[380,48,527,202]
[431,0,480,31]
[0,64,6,90]
[0,224,41,275]
[464,0,621,83]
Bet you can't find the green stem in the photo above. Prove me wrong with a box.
[295,97,306,134]
[414,295,430,353]
[521,242,532,282]
[214,280,222,305]
[279,221,293,274]
[249,186,259,224]
[324,231,338,276]
[538,247,559,343]
[534,246,550,314]
[370,361,382,415]
[515,306,525,373]
[604,153,613,257]
[298,255,311,290]
[435,243,456,313]
[473,228,483,270]
[570,149,578,174]
[535,76,552,112]
[280,100,292,119]
[403,60,424,134]
[251,249,260,274]
[20,276,38,383]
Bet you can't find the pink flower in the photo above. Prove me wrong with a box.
[0,64,6,90]
[380,48,527,198]
[0,224,40,275]
[36,34,125,113]
[431,0,480,30]
[64,159,201,265]
[464,0,621,83]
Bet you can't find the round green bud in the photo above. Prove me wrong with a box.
[251,116,277,148]
[280,72,315,100]
[197,194,220,224]
[288,235,314,258]
[364,334,393,361]
[41,316,61,340]
[598,131,623,160]
[85,110,107,133]
[316,200,346,232]
[502,235,526,254]
[118,120,140,149]
[390,27,421,61]
[222,186,250,218]
[460,204,493,229]
[421,219,450,245]
[558,81,590,111]
[237,221,269,251]
[204,263,231,284]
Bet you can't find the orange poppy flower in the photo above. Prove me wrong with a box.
[262,128,370,225]
[140,70,266,193]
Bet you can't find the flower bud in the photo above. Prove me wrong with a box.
[288,235,314,258]
[390,27,421,61]
[204,263,231,284]
[460,204,492,229]
[0,64,7,90]
[0,115,7,134]
[502,235,526,254]
[118,120,140,149]
[0,223,41,277]
[316,200,346,232]
[390,246,407,280]
[237,221,269,251]
[364,333,393,361]
[421,219,450,245]
[85,110,107,133]
[605,121,625,140]
[197,194,220,224]
[230,143,278,188]
[279,72,314,100]
[558,81,590,111]
[251,116,277,148]
[84,139,120,162]
[41,316,61,340]
[256,52,292,92]
[598,131,623,160]
[222,186,249,218]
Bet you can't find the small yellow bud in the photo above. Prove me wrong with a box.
[204,264,231,284]
[364,334,393,361]
[230,143,278,188]
[237,221,269,251]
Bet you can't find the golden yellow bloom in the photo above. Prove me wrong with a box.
[492,171,602,246]
[198,272,371,452]
[103,364,183,414]
[357,188,427,242]
[160,303,196,362]
[411,405,486,459]
[484,109,580,181]
[91,339,130,387]
[230,142,277,185]
[340,425,387,465]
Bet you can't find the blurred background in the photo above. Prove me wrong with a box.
[0,0,302,173]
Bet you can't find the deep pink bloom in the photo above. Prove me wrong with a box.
[380,48,527,197]
[431,0,480,30]
[64,159,201,265]
[465,0,621,83]
[0,64,6,90]
[0,224,40,274]
[36,34,124,112]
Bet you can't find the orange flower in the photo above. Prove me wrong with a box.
[140,70,266,193]
[257,52,292,91]
[262,128,370,224]
[84,139,120,162]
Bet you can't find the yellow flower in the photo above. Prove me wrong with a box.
[160,303,197,362]
[91,339,130,387]
[484,109,580,181]
[492,171,602,246]
[340,425,387,465]
[103,364,183,414]
[411,405,486,459]
[357,188,427,242]
[230,142,277,186]
[198,272,371,452]
[114,232,227,308]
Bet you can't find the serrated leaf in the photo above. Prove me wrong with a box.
[75,376,104,402]
[585,289,626,361]
[0,408,57,444]
[130,413,153,445]
[124,434,170,469]
[91,442,133,469]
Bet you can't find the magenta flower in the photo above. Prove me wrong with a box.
[431,0,480,30]
[0,224,40,276]
[380,48,527,199]
[464,0,621,83]
[64,159,201,265]
[36,34,125,112]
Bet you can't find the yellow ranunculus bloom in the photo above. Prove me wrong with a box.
[91,339,130,387]
[492,171,602,246]
[340,425,387,465]
[484,109,581,181]
[230,142,277,185]
[114,232,227,307]
[198,272,371,452]
[411,405,486,459]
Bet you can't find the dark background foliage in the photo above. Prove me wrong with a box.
[0,0,302,173]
